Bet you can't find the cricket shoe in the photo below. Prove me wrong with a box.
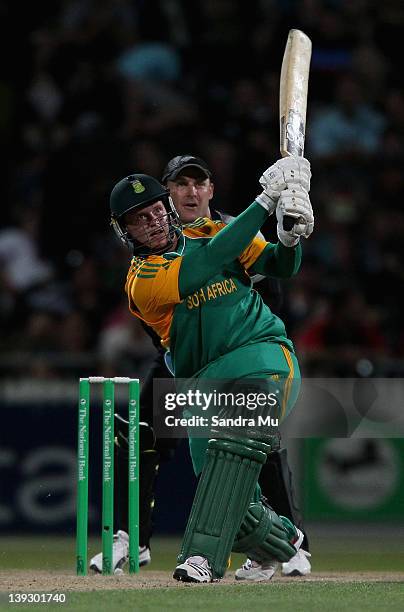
[235,558,278,581]
[235,527,305,582]
[89,530,151,574]
[139,545,151,567]
[281,548,311,576]
[173,556,213,583]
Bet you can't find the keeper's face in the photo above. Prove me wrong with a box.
[167,171,214,223]
[124,201,171,250]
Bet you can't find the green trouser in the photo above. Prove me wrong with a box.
[178,342,301,577]
[188,341,301,478]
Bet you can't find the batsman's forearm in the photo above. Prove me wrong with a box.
[250,241,302,278]
[208,201,269,260]
[179,201,268,297]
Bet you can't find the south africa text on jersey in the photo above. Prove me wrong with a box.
[186,278,238,310]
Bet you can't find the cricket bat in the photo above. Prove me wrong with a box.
[279,29,312,230]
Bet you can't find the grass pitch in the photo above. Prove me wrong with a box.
[0,529,403,611]
[6,583,400,612]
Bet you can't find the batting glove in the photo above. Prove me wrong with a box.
[256,156,311,215]
[276,185,314,247]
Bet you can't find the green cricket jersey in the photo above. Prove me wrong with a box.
[125,201,301,379]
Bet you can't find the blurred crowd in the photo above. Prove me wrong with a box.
[1,0,403,380]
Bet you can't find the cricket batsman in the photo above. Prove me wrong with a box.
[109,155,313,582]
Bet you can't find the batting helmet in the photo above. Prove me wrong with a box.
[110,173,181,253]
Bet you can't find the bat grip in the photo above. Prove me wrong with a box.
[283,215,296,231]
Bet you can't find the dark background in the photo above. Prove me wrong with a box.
[1,0,403,380]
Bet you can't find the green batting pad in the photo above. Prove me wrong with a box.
[233,502,297,563]
[177,437,271,578]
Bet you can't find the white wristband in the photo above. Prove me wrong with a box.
[255,192,277,214]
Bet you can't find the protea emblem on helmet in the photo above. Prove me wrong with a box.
[131,179,146,194]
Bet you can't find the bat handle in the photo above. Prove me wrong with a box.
[283,215,296,231]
